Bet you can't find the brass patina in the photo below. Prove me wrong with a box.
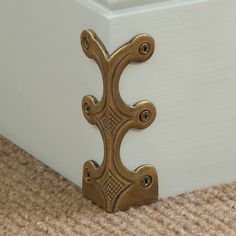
[81,29,158,212]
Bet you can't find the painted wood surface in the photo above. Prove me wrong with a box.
[107,0,236,197]
[96,0,163,10]
[0,0,236,198]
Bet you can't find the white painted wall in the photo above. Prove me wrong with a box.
[108,0,236,196]
[96,0,165,10]
[0,0,236,198]
[0,0,108,188]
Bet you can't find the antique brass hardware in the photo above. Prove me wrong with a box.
[81,29,158,212]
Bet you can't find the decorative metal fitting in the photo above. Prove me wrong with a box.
[81,29,158,212]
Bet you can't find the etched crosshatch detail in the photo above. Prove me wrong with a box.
[102,172,124,201]
[101,108,121,136]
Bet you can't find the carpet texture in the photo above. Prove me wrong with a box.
[0,136,236,236]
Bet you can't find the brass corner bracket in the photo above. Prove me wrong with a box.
[81,29,158,212]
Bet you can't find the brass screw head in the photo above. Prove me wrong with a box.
[84,103,91,116]
[83,36,90,50]
[139,42,151,55]
[84,168,90,177]
[140,110,152,122]
[84,168,91,183]
[141,175,152,188]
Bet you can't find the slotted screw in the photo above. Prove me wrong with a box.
[84,103,91,116]
[139,42,151,55]
[141,175,152,188]
[140,110,151,122]
[83,36,90,50]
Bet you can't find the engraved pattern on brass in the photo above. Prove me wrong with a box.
[81,29,158,212]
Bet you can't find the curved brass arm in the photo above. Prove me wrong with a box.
[81,29,158,212]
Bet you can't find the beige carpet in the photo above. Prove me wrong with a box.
[0,136,236,236]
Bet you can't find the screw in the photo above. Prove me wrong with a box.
[84,103,91,116]
[84,168,91,183]
[83,36,90,49]
[139,42,151,55]
[141,175,152,188]
[140,110,151,122]
[84,168,90,177]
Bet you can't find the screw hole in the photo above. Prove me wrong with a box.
[84,103,91,116]
[84,168,90,177]
[83,36,90,50]
[139,42,150,55]
[84,168,91,183]
[141,175,152,188]
[139,110,151,122]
